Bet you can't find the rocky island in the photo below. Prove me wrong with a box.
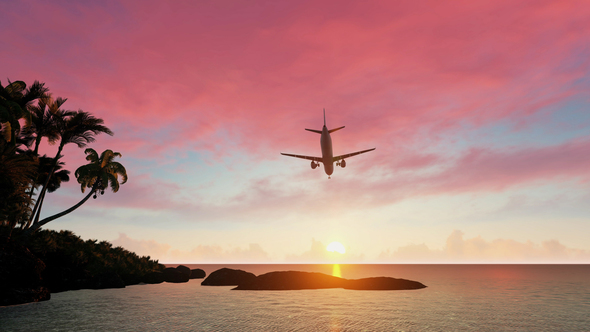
[202,268,426,290]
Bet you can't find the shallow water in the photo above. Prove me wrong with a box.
[1,265,589,331]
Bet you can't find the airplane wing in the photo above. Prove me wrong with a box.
[333,148,375,161]
[280,153,323,162]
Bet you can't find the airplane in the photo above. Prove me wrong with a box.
[281,109,375,179]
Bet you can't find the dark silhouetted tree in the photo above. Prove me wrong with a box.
[28,148,127,233]
[29,111,113,227]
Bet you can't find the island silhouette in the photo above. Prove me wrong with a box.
[202,268,426,291]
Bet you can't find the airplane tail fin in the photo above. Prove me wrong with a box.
[305,108,326,134]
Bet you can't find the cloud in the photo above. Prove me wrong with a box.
[112,233,171,259]
[2,0,589,160]
[4,1,590,263]
[423,139,590,193]
[313,137,590,210]
[5,1,590,202]
[378,230,590,263]
[112,231,590,263]
[112,233,270,263]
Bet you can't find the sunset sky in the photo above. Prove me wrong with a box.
[2,0,589,263]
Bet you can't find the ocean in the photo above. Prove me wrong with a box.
[1,264,589,331]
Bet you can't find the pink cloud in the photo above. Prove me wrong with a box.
[326,137,590,207]
[423,138,590,194]
[38,135,590,225]
[38,171,192,214]
[4,1,590,223]
[2,0,588,160]
[379,230,590,263]
[112,233,270,263]
[112,233,171,259]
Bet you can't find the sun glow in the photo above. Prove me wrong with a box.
[326,241,346,254]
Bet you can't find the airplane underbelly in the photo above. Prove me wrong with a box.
[321,131,334,176]
[324,162,334,175]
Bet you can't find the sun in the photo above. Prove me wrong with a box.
[326,241,346,254]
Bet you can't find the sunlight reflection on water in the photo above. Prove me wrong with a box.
[332,264,342,278]
[1,265,589,331]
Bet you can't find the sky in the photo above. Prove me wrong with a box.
[2,0,590,263]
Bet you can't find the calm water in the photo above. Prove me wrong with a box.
[1,265,589,331]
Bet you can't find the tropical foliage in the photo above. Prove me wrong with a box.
[0,80,49,146]
[77,148,128,195]
[7,227,164,288]
[0,79,123,239]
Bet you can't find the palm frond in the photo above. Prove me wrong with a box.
[107,173,120,192]
[84,148,99,163]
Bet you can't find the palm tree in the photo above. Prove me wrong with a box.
[20,156,70,229]
[17,96,71,226]
[0,80,49,147]
[27,148,127,233]
[37,157,71,193]
[0,80,48,240]
[23,95,66,155]
[0,143,37,240]
[29,111,113,226]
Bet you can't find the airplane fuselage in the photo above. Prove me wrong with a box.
[280,109,375,179]
[321,125,334,176]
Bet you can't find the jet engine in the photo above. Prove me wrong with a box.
[311,161,318,169]
[340,159,346,168]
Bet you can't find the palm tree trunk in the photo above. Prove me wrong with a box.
[28,143,63,227]
[33,136,42,155]
[27,187,96,234]
[24,137,41,205]
[26,136,50,219]
[30,188,47,226]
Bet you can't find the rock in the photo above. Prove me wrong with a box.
[120,273,142,286]
[201,268,256,286]
[163,267,189,283]
[90,271,125,289]
[232,271,345,290]
[43,267,93,293]
[344,276,426,290]
[190,268,206,279]
[0,242,51,306]
[143,271,165,284]
[176,265,191,279]
[0,286,51,306]
[232,271,427,291]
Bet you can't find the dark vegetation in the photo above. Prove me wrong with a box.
[1,226,166,305]
[0,79,154,306]
[4,227,165,289]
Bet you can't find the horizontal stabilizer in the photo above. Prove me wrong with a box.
[281,153,323,162]
[328,126,345,133]
[333,148,376,161]
[305,128,322,134]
